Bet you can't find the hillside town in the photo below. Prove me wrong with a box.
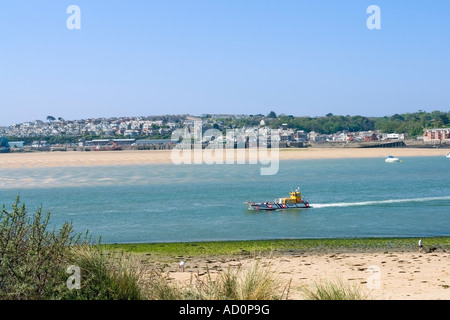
[1,114,449,152]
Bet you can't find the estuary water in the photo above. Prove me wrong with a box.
[0,156,449,243]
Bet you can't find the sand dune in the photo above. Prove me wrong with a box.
[158,248,450,300]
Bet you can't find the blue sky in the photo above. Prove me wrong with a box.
[1,0,449,126]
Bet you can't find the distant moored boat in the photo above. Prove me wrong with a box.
[385,155,401,162]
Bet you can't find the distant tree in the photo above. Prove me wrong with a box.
[390,114,404,121]
[47,116,56,122]
[267,111,277,118]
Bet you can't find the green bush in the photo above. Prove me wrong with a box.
[0,196,146,300]
[0,196,82,299]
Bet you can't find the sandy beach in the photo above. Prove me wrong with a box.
[0,147,448,168]
[2,147,449,300]
[158,248,450,300]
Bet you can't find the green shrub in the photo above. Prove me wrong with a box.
[0,196,146,300]
[0,196,83,299]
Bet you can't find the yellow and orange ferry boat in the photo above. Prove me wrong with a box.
[246,188,310,211]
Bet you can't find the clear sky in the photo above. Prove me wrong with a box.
[1,0,449,126]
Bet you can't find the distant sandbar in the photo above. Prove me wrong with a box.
[0,147,447,169]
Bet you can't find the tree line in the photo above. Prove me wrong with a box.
[213,110,449,138]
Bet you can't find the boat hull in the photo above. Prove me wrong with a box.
[246,201,310,211]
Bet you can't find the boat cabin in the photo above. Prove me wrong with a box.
[276,191,302,204]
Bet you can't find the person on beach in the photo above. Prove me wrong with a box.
[418,238,423,252]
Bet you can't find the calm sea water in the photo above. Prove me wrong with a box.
[0,156,449,243]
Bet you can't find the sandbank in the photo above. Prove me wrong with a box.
[0,147,447,169]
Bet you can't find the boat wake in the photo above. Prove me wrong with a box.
[311,196,450,209]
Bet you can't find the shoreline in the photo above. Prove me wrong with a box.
[0,147,448,168]
[110,237,450,300]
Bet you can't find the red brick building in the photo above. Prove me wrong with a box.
[423,128,450,144]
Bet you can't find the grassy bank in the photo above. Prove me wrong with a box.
[102,236,450,258]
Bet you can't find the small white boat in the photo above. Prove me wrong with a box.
[385,155,401,162]
[446,152,450,158]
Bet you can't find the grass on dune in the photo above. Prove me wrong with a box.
[300,277,369,300]
[145,260,288,300]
